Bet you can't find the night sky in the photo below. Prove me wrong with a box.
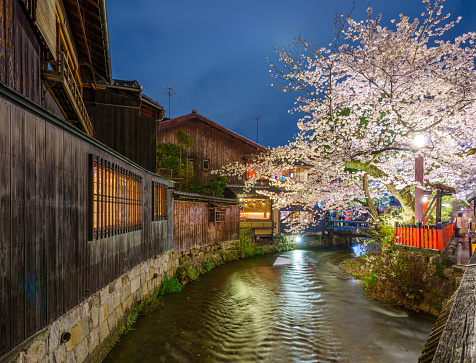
[107,0,476,149]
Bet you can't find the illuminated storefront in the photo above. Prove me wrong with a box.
[241,198,271,220]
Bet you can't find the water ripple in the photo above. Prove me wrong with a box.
[104,249,434,363]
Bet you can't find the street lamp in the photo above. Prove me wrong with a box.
[413,134,426,223]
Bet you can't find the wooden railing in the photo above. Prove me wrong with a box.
[42,51,95,137]
[394,220,454,251]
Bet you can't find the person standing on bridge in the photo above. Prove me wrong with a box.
[454,212,466,244]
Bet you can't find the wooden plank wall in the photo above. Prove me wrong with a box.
[173,200,240,253]
[157,117,264,184]
[0,1,64,119]
[83,88,157,172]
[0,92,173,357]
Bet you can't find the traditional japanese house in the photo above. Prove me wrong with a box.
[83,79,164,172]
[225,185,282,239]
[0,0,174,358]
[157,109,268,184]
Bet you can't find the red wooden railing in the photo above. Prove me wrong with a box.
[394,220,454,251]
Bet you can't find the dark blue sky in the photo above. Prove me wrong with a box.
[107,0,475,148]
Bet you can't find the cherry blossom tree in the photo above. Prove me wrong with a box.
[222,0,476,231]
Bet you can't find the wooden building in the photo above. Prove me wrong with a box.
[225,185,282,239]
[0,0,174,358]
[83,80,164,172]
[173,191,240,252]
[157,110,267,184]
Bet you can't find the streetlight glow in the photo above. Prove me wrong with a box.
[294,236,302,243]
[413,134,426,149]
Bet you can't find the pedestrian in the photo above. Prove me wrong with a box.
[454,212,466,244]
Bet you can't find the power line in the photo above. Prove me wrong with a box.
[161,86,175,118]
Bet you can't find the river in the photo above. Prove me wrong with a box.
[104,247,435,362]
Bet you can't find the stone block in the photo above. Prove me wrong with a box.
[80,301,90,320]
[115,278,122,291]
[100,288,109,305]
[429,307,440,316]
[99,321,109,343]
[115,305,124,320]
[429,256,440,264]
[88,328,100,354]
[122,275,129,286]
[107,309,117,331]
[65,350,76,362]
[453,265,465,273]
[70,322,82,347]
[131,277,141,294]
[108,282,115,295]
[38,354,54,363]
[113,290,121,310]
[443,268,453,277]
[48,322,61,351]
[75,339,88,362]
[25,339,47,362]
[142,283,148,297]
[101,303,108,323]
[81,317,90,339]
[418,302,430,313]
[90,306,99,328]
[53,345,66,363]
[120,284,129,303]
[122,295,133,312]
[88,295,99,310]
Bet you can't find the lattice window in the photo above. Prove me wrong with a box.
[90,156,143,240]
[215,208,226,223]
[153,182,168,221]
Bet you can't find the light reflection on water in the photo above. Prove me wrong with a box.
[104,247,434,362]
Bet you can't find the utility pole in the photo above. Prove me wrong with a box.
[161,86,175,119]
[254,115,264,143]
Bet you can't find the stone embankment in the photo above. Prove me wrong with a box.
[417,254,464,316]
[2,240,296,363]
[2,241,237,363]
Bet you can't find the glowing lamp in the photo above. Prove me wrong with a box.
[412,134,426,149]
[294,236,302,243]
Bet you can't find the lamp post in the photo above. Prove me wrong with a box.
[413,134,426,223]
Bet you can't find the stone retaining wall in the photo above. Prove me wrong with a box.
[1,241,238,363]
[418,255,465,316]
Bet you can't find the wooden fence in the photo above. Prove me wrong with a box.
[173,199,240,253]
[394,220,454,251]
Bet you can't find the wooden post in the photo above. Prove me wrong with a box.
[415,156,424,222]
[437,222,444,251]
[436,189,442,224]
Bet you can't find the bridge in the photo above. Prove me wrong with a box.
[326,219,370,236]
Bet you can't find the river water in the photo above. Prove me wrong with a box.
[104,247,435,362]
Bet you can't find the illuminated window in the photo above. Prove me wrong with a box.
[153,182,168,221]
[241,198,271,220]
[90,156,143,240]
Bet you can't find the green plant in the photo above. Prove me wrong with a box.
[158,274,183,295]
[341,249,427,309]
[434,262,449,280]
[120,294,163,335]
